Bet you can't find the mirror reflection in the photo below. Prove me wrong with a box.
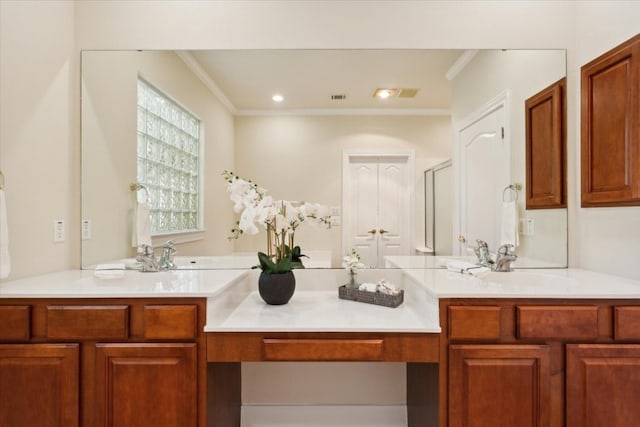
[81,49,567,270]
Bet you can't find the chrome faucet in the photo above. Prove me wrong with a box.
[136,241,177,272]
[493,244,517,272]
[136,245,160,272]
[159,240,177,270]
[473,239,494,268]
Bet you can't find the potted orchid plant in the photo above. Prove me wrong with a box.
[223,170,332,304]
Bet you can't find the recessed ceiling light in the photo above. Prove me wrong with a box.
[272,94,284,102]
[373,88,399,99]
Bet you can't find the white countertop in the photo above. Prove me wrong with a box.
[204,269,440,333]
[2,266,640,333]
[0,269,248,298]
[402,268,640,299]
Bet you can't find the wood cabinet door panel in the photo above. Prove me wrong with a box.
[143,304,197,339]
[614,306,640,340]
[0,344,79,427]
[567,344,640,427]
[46,305,129,339]
[0,305,30,341]
[581,34,640,206]
[517,305,599,339]
[448,306,501,341]
[263,338,384,361]
[449,345,550,427]
[526,78,566,209]
[95,343,197,427]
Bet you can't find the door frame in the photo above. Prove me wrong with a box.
[342,149,415,263]
[454,90,510,255]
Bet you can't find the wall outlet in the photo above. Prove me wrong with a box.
[82,219,91,240]
[520,218,534,236]
[53,220,65,243]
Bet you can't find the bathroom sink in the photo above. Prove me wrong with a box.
[477,270,578,289]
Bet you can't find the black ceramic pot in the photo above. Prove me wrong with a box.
[258,271,296,305]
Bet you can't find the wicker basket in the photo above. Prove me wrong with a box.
[338,285,404,308]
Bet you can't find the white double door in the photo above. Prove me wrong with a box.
[344,155,411,268]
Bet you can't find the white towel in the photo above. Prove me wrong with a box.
[358,282,377,292]
[94,263,125,279]
[500,200,519,247]
[0,190,9,279]
[132,202,152,247]
[446,261,490,277]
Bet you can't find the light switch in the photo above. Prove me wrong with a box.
[53,220,65,243]
[82,219,91,240]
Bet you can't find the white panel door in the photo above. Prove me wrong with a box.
[459,104,508,254]
[348,160,379,267]
[346,156,410,268]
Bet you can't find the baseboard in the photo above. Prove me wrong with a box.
[241,404,407,427]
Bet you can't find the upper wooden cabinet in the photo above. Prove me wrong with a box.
[581,33,640,207]
[525,78,566,209]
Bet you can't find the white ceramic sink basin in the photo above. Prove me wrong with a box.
[477,270,578,289]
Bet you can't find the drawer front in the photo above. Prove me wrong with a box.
[448,306,501,341]
[143,305,197,339]
[46,305,129,339]
[517,305,599,339]
[614,306,640,340]
[0,305,30,341]
[263,339,384,361]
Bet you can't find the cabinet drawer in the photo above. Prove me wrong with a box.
[143,305,197,339]
[46,305,129,339]
[263,339,384,361]
[614,306,640,340]
[448,306,501,341]
[0,305,30,341]
[517,305,599,339]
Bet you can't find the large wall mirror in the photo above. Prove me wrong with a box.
[81,49,567,270]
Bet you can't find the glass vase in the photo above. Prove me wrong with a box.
[348,270,358,289]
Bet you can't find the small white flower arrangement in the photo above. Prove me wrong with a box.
[343,248,365,274]
[223,170,332,273]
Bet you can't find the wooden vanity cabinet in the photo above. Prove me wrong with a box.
[0,298,206,427]
[440,299,640,427]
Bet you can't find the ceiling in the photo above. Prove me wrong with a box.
[185,49,464,114]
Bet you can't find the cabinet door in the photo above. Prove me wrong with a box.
[581,33,640,207]
[0,344,79,427]
[449,345,550,427]
[95,343,197,427]
[566,344,640,427]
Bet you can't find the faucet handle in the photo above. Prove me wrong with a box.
[497,244,516,256]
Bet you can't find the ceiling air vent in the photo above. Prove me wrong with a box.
[331,94,347,100]
[398,88,419,98]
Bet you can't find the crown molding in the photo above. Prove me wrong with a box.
[175,51,237,114]
[235,108,450,117]
[446,50,478,81]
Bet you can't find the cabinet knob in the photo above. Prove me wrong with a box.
[379,229,389,234]
[367,229,377,234]
[458,235,466,243]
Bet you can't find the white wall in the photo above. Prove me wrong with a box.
[81,50,236,267]
[0,1,77,279]
[233,115,452,266]
[451,49,567,266]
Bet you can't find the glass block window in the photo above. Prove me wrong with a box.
[136,79,201,234]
